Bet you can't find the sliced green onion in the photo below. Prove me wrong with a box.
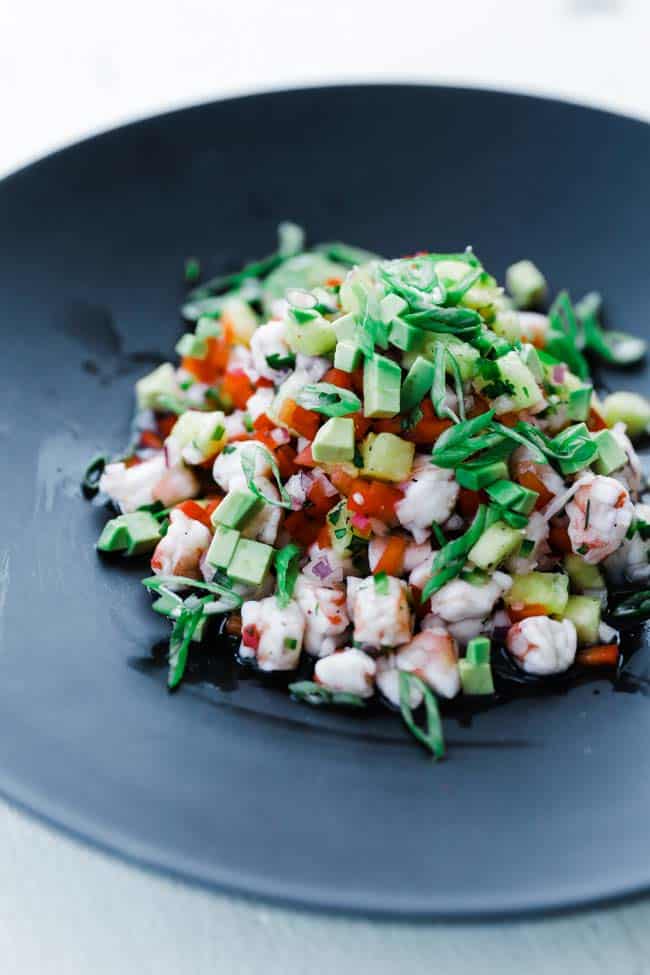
[81,453,109,498]
[265,352,296,371]
[275,544,302,608]
[611,591,650,619]
[240,443,293,509]
[422,505,487,601]
[296,382,362,417]
[289,681,366,709]
[398,672,445,759]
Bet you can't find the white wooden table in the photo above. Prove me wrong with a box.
[3,1,650,970]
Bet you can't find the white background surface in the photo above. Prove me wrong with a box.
[3,0,650,971]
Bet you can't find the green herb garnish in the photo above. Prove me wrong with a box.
[265,352,296,371]
[296,382,362,417]
[289,681,366,709]
[398,672,445,759]
[240,443,292,509]
[421,505,487,601]
[275,544,302,608]
[81,453,109,498]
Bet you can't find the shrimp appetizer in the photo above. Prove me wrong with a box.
[84,225,650,760]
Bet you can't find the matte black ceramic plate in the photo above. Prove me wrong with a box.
[2,85,650,919]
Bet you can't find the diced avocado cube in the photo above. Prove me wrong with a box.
[601,391,650,439]
[592,429,627,475]
[333,312,357,342]
[228,538,274,586]
[567,385,593,422]
[206,525,240,569]
[211,489,262,530]
[468,521,522,570]
[506,259,547,309]
[400,356,435,412]
[473,350,543,413]
[312,417,355,463]
[363,354,401,418]
[379,293,407,323]
[389,317,424,353]
[175,333,208,359]
[486,479,538,514]
[459,660,495,696]
[456,460,509,492]
[360,433,415,483]
[563,595,601,646]
[135,363,178,410]
[467,636,491,665]
[504,571,569,618]
[564,554,605,593]
[334,340,362,373]
[97,511,162,556]
[286,314,337,356]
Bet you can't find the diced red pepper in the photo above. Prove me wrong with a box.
[157,414,178,439]
[284,510,324,547]
[576,644,619,668]
[175,500,214,529]
[548,518,572,554]
[242,624,260,651]
[374,536,407,576]
[457,488,489,519]
[252,413,276,434]
[587,405,608,432]
[182,331,231,384]
[277,398,321,440]
[347,479,402,522]
[308,478,338,517]
[328,465,356,495]
[222,369,255,410]
[322,367,354,390]
[506,602,551,623]
[275,444,298,479]
[139,430,163,450]
[295,443,317,468]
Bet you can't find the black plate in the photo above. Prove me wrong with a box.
[2,84,650,919]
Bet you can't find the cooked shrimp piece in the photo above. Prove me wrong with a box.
[293,576,349,657]
[375,656,424,708]
[610,422,643,498]
[314,648,376,698]
[506,616,577,675]
[510,445,564,503]
[393,627,460,699]
[395,456,459,544]
[403,540,434,573]
[429,573,512,623]
[239,596,305,671]
[566,475,633,565]
[212,440,272,492]
[303,543,357,587]
[250,319,291,380]
[605,502,650,583]
[150,509,211,580]
[99,454,199,513]
[152,463,200,508]
[518,313,550,348]
[246,387,275,421]
[348,575,413,649]
[100,454,167,513]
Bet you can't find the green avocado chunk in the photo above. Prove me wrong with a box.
[591,429,627,475]
[206,525,241,570]
[363,354,401,418]
[227,538,274,586]
[97,511,162,556]
[211,489,262,530]
[312,417,355,463]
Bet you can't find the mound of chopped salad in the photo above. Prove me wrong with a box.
[84,224,650,759]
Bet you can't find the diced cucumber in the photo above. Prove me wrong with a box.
[506,260,547,309]
[473,350,543,413]
[460,282,501,323]
[135,363,177,411]
[468,521,522,571]
[268,370,310,429]
[360,433,414,483]
[504,571,569,617]
[166,409,227,461]
[563,595,601,646]
[492,308,522,344]
[286,313,337,356]
[601,391,650,439]
[176,333,208,358]
[564,554,605,593]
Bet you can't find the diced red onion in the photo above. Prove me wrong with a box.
[552,364,567,384]
[311,558,332,580]
[312,469,337,496]
[271,427,291,446]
